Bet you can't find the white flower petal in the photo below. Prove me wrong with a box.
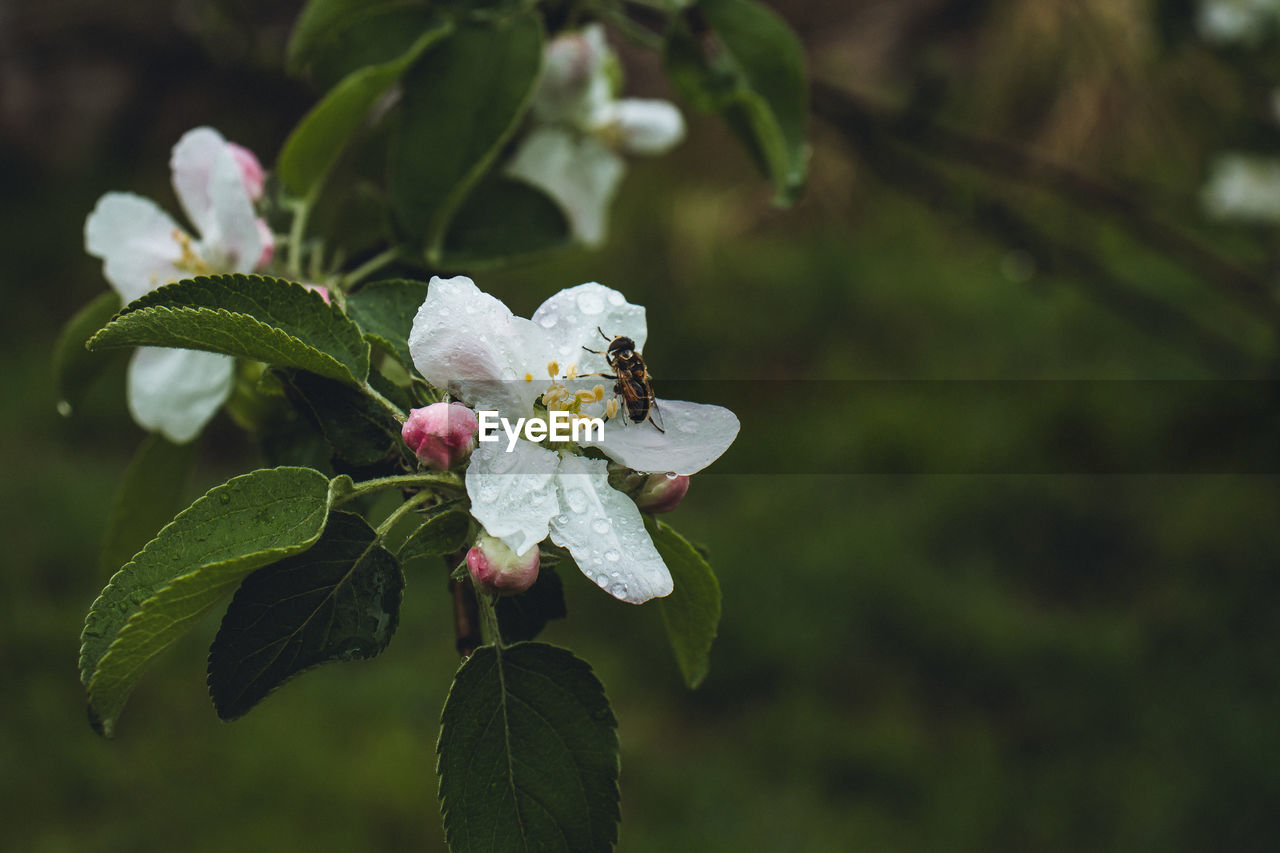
[204,142,264,272]
[605,99,686,156]
[170,127,227,240]
[408,275,554,417]
[126,346,235,443]
[598,399,739,475]
[530,282,647,374]
[506,127,624,247]
[467,438,562,556]
[84,192,186,304]
[549,454,672,604]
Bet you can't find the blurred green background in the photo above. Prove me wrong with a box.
[4,1,1280,850]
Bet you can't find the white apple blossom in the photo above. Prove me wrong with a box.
[84,127,271,443]
[1201,153,1280,222]
[506,23,686,247]
[408,276,738,604]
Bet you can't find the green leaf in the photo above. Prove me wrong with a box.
[87,275,371,386]
[53,290,124,416]
[667,0,809,203]
[647,517,721,688]
[344,278,431,366]
[279,21,453,198]
[288,0,439,87]
[398,503,471,565]
[437,643,620,853]
[276,369,400,466]
[207,511,404,720]
[496,565,566,643]
[389,13,544,262]
[79,467,337,736]
[99,434,198,576]
[441,177,571,269]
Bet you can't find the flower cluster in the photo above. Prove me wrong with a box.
[506,24,686,247]
[84,128,273,443]
[409,276,738,603]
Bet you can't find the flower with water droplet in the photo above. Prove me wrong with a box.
[84,127,272,443]
[402,402,479,471]
[408,276,738,604]
[505,23,685,247]
[467,532,540,596]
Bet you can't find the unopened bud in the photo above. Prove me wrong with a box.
[633,472,689,513]
[302,283,331,304]
[227,142,266,201]
[402,402,478,470]
[467,532,540,595]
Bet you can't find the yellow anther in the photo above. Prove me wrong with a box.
[606,398,619,419]
[547,361,560,379]
[171,228,212,276]
[592,384,606,401]
[565,363,579,380]
[524,373,533,382]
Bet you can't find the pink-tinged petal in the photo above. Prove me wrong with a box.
[170,127,226,239]
[302,283,331,304]
[548,454,672,604]
[467,533,540,596]
[126,347,235,443]
[597,399,739,476]
[84,192,185,304]
[466,439,561,557]
[408,275,554,417]
[535,23,612,127]
[203,141,263,272]
[505,127,624,247]
[227,142,266,201]
[255,219,275,269]
[605,99,686,156]
[530,282,647,375]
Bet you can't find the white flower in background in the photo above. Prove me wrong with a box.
[84,127,272,443]
[1198,0,1280,45]
[1201,153,1280,222]
[505,23,686,247]
[409,276,738,603]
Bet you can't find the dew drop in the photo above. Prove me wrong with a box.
[565,488,588,513]
[607,292,624,306]
[595,573,609,586]
[56,400,72,417]
[665,472,679,480]
[218,493,231,505]
[538,314,557,328]
[555,514,570,526]
[576,291,605,315]
[604,549,620,562]
[591,518,611,535]
[608,582,629,598]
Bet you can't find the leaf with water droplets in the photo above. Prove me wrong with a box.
[208,511,404,720]
[79,466,337,736]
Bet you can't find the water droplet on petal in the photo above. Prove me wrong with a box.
[565,488,588,513]
[576,291,605,315]
[555,514,570,526]
[538,314,557,328]
[604,550,620,562]
[608,582,629,598]
[607,292,624,306]
[591,518,611,534]
[595,573,609,586]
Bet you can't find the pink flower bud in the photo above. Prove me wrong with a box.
[302,283,331,304]
[227,142,266,202]
[255,218,274,269]
[467,533,540,595]
[633,473,689,513]
[402,402,478,470]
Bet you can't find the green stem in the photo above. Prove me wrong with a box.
[336,472,464,504]
[341,248,401,290]
[376,488,436,537]
[361,381,408,422]
[287,196,313,281]
[475,586,502,648]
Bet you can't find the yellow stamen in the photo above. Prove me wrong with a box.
[606,398,619,419]
[547,361,559,379]
[524,373,533,383]
[565,363,578,380]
